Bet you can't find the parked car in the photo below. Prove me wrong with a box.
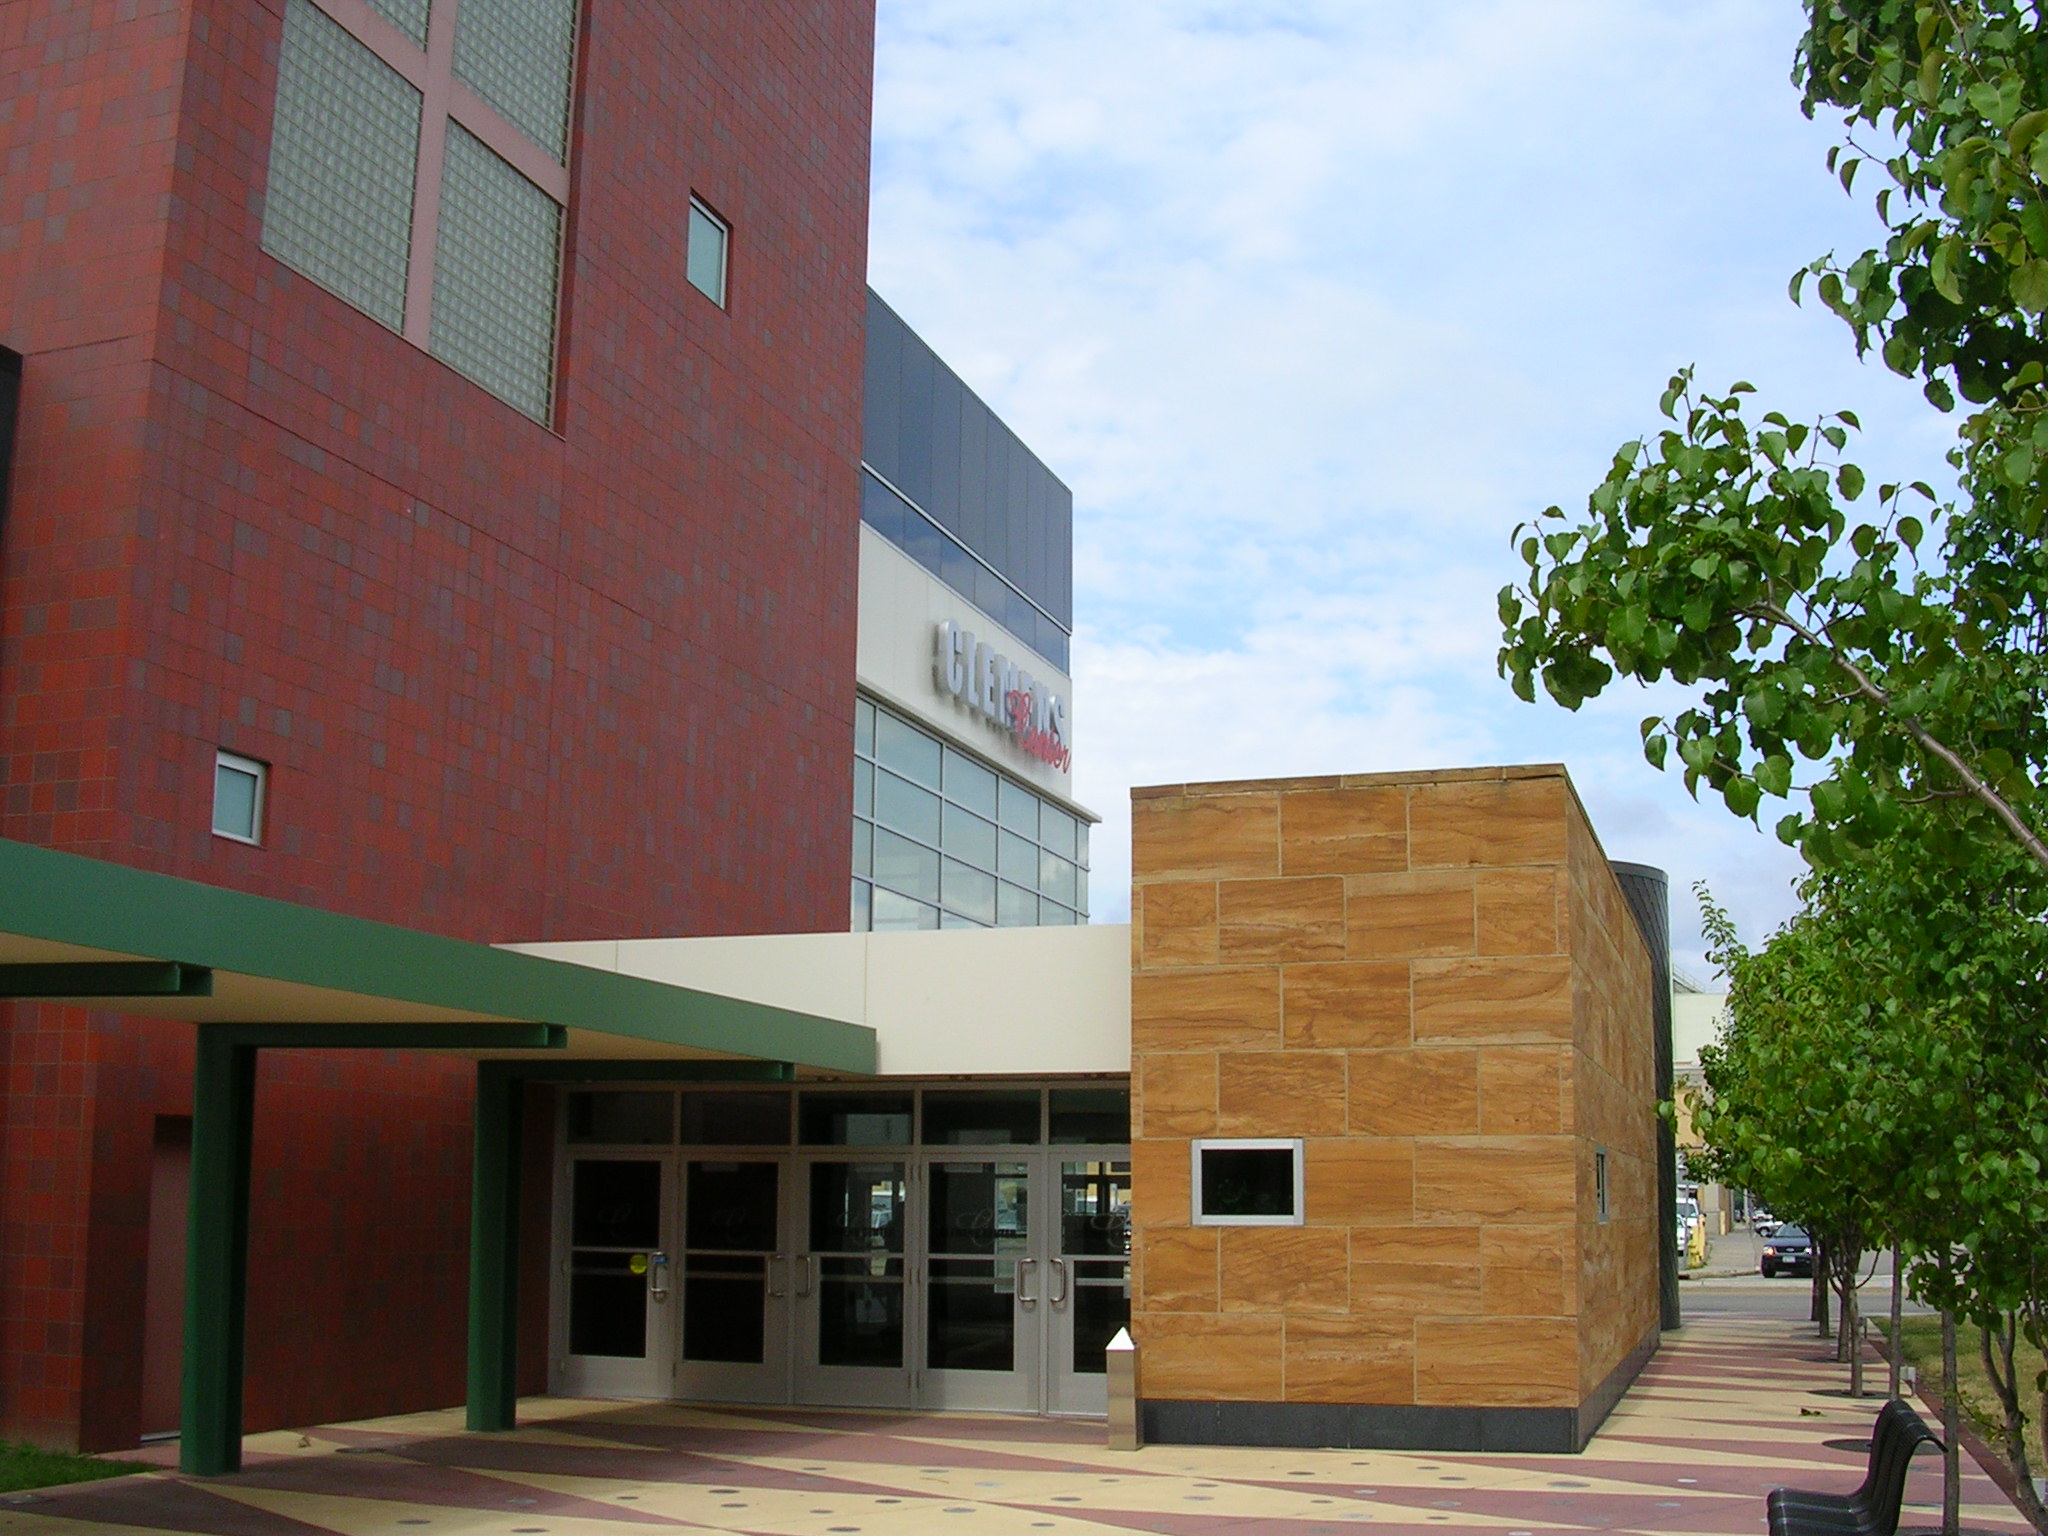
[1759,1223,1814,1278]
[1753,1213,1779,1239]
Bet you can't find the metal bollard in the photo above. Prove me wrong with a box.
[1106,1327,1141,1450]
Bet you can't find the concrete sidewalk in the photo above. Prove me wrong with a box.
[0,1314,2028,1535]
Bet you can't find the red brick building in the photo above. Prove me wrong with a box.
[0,0,875,1450]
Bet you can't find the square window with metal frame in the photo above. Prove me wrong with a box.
[213,751,268,845]
[1190,1138,1303,1226]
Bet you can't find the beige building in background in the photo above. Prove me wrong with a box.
[1126,766,1661,1452]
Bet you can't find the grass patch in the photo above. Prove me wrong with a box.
[0,1440,137,1494]
[1878,1314,2043,1449]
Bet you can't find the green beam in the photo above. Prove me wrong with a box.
[467,1065,523,1432]
[181,1029,255,1476]
[201,1023,565,1051]
[484,1058,794,1084]
[0,838,876,1074]
[0,961,212,998]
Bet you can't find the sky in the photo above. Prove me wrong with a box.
[862,0,1963,983]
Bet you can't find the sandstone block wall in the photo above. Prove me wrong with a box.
[1129,765,1658,1442]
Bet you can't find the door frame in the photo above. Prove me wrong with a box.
[550,1149,677,1400]
[672,1152,796,1405]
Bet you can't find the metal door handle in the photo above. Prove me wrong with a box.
[649,1250,670,1304]
[1016,1257,1038,1306]
[796,1254,816,1298]
[767,1253,787,1299]
[1049,1257,1069,1305]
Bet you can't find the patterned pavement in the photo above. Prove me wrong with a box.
[0,1314,2029,1536]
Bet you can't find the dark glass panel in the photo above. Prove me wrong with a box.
[862,292,902,473]
[682,1256,766,1363]
[568,1254,645,1357]
[817,1277,903,1367]
[679,1092,790,1147]
[808,1161,906,1252]
[1069,1261,1129,1374]
[922,1091,1041,1147]
[927,1270,1015,1372]
[861,467,906,544]
[897,329,935,511]
[565,1091,672,1145]
[1198,1147,1297,1218]
[1049,1090,1130,1146]
[571,1160,660,1247]
[799,1094,914,1148]
[1059,1160,1132,1255]
[927,1161,1030,1256]
[685,1161,778,1250]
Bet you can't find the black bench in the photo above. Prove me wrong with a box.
[1767,1399,1943,1536]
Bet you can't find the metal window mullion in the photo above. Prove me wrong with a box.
[399,0,457,346]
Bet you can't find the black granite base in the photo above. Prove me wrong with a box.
[1141,1322,1664,1454]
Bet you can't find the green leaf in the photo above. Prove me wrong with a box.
[1898,514,1924,550]
[2011,259,2048,315]
[1931,235,1965,303]
[1838,463,1866,500]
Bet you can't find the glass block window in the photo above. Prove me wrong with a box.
[258,0,577,423]
[852,696,1088,932]
[453,0,579,161]
[262,0,421,331]
[431,125,564,421]
[365,0,429,46]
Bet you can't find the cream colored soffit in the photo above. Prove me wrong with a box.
[504,925,1132,1077]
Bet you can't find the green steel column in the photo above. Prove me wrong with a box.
[467,1064,523,1432]
[181,1029,257,1476]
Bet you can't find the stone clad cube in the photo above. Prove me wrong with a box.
[1130,765,1660,1453]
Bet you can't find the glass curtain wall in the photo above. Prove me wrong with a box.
[852,697,1087,932]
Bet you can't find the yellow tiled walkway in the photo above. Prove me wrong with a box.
[0,1315,2029,1535]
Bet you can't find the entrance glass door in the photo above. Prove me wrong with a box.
[1046,1157,1131,1415]
[795,1160,912,1406]
[559,1155,673,1398]
[923,1159,1039,1410]
[675,1159,789,1403]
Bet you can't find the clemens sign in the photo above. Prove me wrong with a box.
[933,620,1070,772]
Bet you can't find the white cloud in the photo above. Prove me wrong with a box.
[869,0,1953,978]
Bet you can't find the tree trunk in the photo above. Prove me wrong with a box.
[1942,1308,1961,1536]
[1889,1244,1903,1401]
[1844,1250,1864,1394]
[1814,1239,1831,1337]
[1981,1318,2048,1536]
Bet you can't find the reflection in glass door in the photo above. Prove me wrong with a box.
[676,1160,788,1403]
[559,1157,672,1398]
[924,1160,1039,1410]
[796,1161,912,1406]
[1046,1159,1131,1415]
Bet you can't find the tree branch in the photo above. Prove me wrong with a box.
[1751,600,2048,874]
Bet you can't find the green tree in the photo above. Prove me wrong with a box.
[1492,8,2048,1512]
[1498,0,2048,879]
[1690,889,1894,1392]
[1692,827,2048,1534]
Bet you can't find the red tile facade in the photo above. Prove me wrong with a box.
[0,0,875,1447]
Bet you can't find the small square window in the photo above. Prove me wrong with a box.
[1191,1138,1303,1226]
[687,197,728,306]
[1595,1147,1611,1223]
[212,751,267,845]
